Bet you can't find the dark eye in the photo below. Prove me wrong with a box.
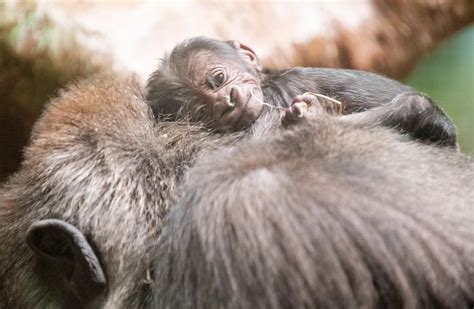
[207,72,225,90]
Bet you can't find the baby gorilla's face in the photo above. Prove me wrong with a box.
[191,51,264,131]
[147,38,265,131]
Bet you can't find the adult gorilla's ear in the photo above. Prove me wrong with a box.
[26,219,107,302]
[227,40,262,72]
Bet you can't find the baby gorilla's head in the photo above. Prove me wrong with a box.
[146,37,264,131]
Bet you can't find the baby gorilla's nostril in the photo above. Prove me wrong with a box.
[229,86,243,106]
[224,95,234,107]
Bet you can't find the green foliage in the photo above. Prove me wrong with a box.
[407,26,474,154]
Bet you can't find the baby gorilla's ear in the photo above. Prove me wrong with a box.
[227,40,262,72]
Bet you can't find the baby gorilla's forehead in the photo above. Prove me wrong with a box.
[185,51,247,86]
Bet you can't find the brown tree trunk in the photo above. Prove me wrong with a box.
[264,0,474,79]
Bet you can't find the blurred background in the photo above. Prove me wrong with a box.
[1,0,473,182]
[407,28,473,155]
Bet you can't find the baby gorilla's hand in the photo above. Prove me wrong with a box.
[282,93,341,127]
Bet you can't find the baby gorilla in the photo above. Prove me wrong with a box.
[146,36,456,147]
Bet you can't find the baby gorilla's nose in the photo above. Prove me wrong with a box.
[212,85,263,131]
[229,86,243,106]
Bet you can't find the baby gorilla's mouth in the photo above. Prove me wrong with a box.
[233,96,252,129]
[234,91,264,130]
[217,95,247,128]
[213,86,264,131]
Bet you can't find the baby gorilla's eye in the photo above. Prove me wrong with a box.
[207,72,226,90]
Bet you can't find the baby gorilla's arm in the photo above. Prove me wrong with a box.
[342,93,457,148]
[281,92,457,148]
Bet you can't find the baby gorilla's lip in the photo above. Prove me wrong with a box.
[218,96,247,128]
[234,95,263,130]
[233,98,250,129]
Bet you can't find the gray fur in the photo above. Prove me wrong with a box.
[154,110,474,308]
[0,75,472,308]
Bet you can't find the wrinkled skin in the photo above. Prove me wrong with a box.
[147,38,264,131]
[195,49,264,130]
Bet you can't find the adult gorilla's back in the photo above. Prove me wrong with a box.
[154,113,474,308]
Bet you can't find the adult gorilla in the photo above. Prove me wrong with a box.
[0,76,472,308]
